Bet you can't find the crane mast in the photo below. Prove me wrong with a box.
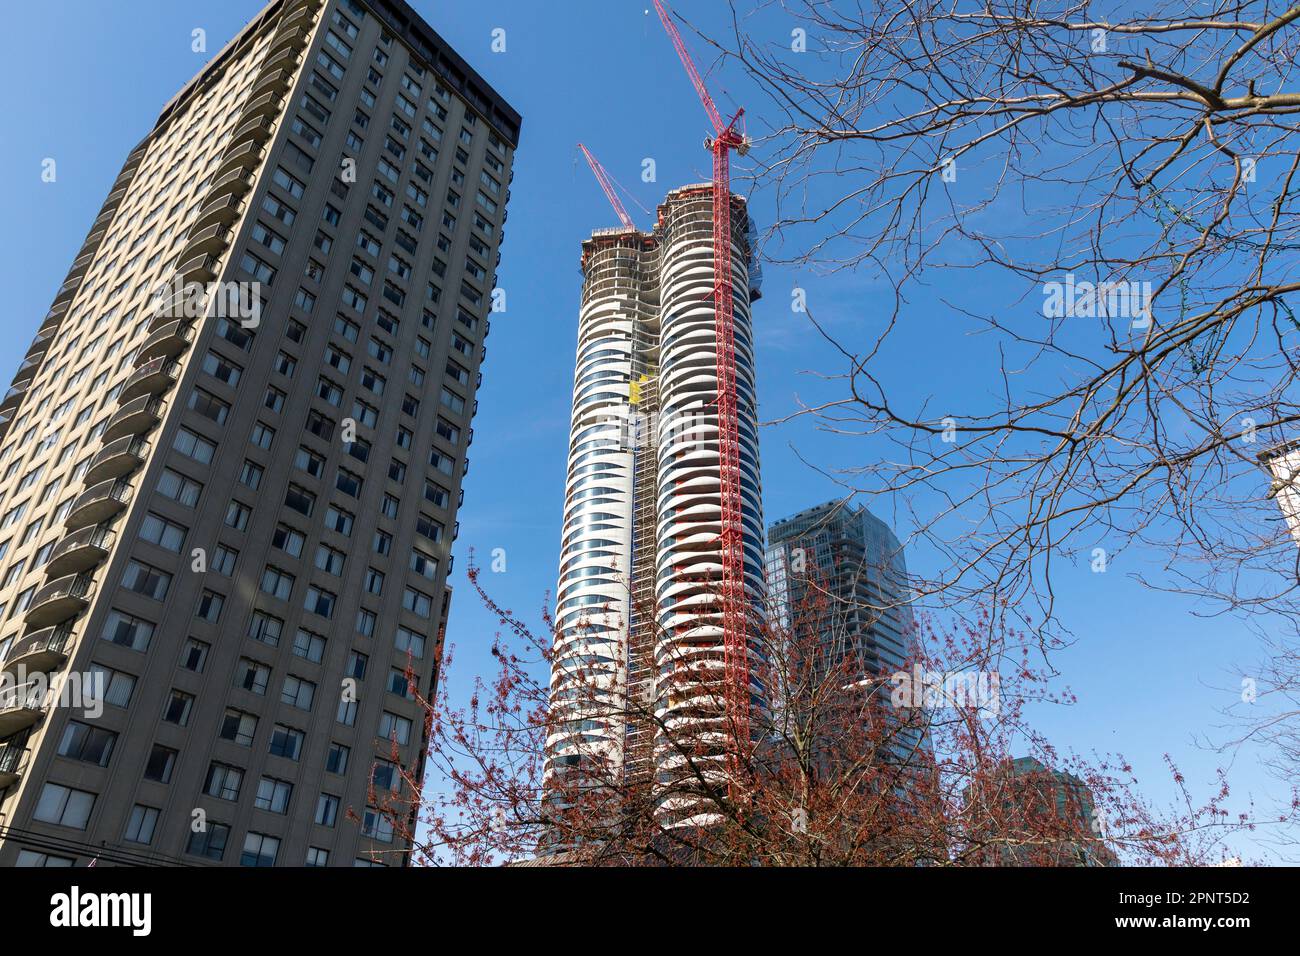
[651,0,752,778]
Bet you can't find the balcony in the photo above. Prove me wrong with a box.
[252,66,292,97]
[138,320,195,363]
[64,478,132,532]
[41,301,70,327]
[27,326,56,356]
[0,685,44,737]
[1,623,73,675]
[260,46,299,77]
[231,115,275,150]
[192,193,243,232]
[206,168,255,201]
[119,357,180,403]
[84,436,150,486]
[11,355,41,390]
[103,395,164,443]
[0,741,22,789]
[0,383,29,417]
[105,185,128,207]
[176,253,220,286]
[180,223,232,259]
[46,525,116,579]
[214,139,260,179]
[242,90,283,122]
[25,573,94,629]
[269,25,310,58]
[68,251,94,280]
[278,3,311,30]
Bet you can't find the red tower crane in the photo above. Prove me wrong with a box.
[578,143,635,230]
[651,0,752,777]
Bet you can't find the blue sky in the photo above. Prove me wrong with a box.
[1,1,1291,860]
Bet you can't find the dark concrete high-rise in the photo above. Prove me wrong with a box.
[0,0,518,866]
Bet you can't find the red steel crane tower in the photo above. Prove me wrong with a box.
[577,142,636,230]
[651,0,753,775]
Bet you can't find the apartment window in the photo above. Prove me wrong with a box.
[240,832,280,868]
[333,315,361,342]
[416,514,444,543]
[57,721,117,767]
[33,783,95,830]
[162,689,195,726]
[336,697,358,726]
[355,608,376,638]
[144,744,177,782]
[174,427,216,464]
[180,637,210,672]
[326,742,350,774]
[89,664,135,709]
[124,805,160,845]
[410,549,439,580]
[364,567,385,595]
[372,760,401,794]
[195,589,225,623]
[236,658,271,695]
[304,586,336,619]
[157,469,201,507]
[262,194,296,226]
[373,530,392,555]
[139,513,186,552]
[122,560,171,600]
[378,711,412,746]
[436,419,461,445]
[225,501,251,531]
[220,709,258,747]
[204,763,243,801]
[293,628,326,663]
[352,400,378,428]
[187,823,230,861]
[271,526,306,560]
[346,650,368,680]
[100,610,154,652]
[285,484,316,517]
[268,724,304,761]
[315,794,339,828]
[281,675,316,711]
[238,460,264,490]
[273,167,305,198]
[424,482,450,509]
[394,626,425,659]
[250,222,286,257]
[250,422,275,450]
[389,668,414,699]
[292,445,326,483]
[264,386,287,413]
[211,545,238,577]
[260,567,295,601]
[188,387,230,425]
[255,777,293,814]
[239,252,275,285]
[336,467,364,497]
[325,506,354,536]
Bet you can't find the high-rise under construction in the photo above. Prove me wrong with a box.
[547,185,763,820]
